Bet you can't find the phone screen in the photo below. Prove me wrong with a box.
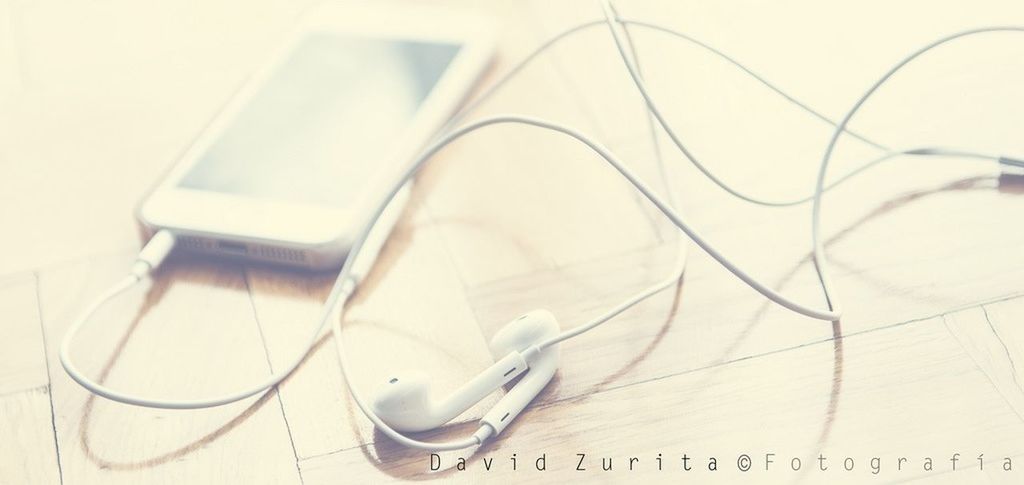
[178,33,460,208]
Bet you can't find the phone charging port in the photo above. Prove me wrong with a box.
[217,240,249,253]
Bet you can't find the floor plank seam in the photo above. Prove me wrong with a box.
[981,305,1024,395]
[569,291,1024,407]
[241,269,305,485]
[33,272,65,485]
[941,313,1024,426]
[274,389,304,485]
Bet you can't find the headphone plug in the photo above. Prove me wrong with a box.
[132,230,177,279]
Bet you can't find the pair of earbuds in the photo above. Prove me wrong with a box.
[371,310,559,437]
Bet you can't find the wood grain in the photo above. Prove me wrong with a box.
[35,254,301,484]
[0,274,49,394]
[298,316,1024,484]
[462,176,1024,410]
[0,275,61,485]
[243,0,679,462]
[417,0,665,288]
[0,389,62,485]
[944,298,1024,420]
[4,0,1024,483]
[245,203,498,460]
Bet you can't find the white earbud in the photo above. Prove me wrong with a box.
[371,310,560,436]
[480,309,560,436]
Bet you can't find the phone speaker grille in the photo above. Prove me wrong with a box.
[252,245,306,263]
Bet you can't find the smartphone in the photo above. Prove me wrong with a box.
[137,2,494,270]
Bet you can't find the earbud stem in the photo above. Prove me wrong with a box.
[436,352,527,423]
[479,346,558,436]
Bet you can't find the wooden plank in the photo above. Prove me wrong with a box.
[6,1,1024,483]
[0,389,62,485]
[416,0,664,288]
[464,175,1024,399]
[462,179,1024,406]
[0,275,61,485]
[271,0,1024,470]
[36,253,301,484]
[0,274,49,394]
[444,1,1024,414]
[522,0,1024,299]
[524,0,1024,294]
[244,0,667,461]
[453,2,1024,400]
[944,297,1024,419]
[245,203,497,460]
[297,317,1024,483]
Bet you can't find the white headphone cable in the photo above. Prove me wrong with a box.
[456,13,999,210]
[326,22,687,452]
[440,13,1002,347]
[58,2,1021,451]
[60,12,1009,405]
[599,0,1023,319]
[808,26,1024,313]
[58,229,341,409]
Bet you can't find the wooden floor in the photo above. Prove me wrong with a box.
[4,0,1024,483]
